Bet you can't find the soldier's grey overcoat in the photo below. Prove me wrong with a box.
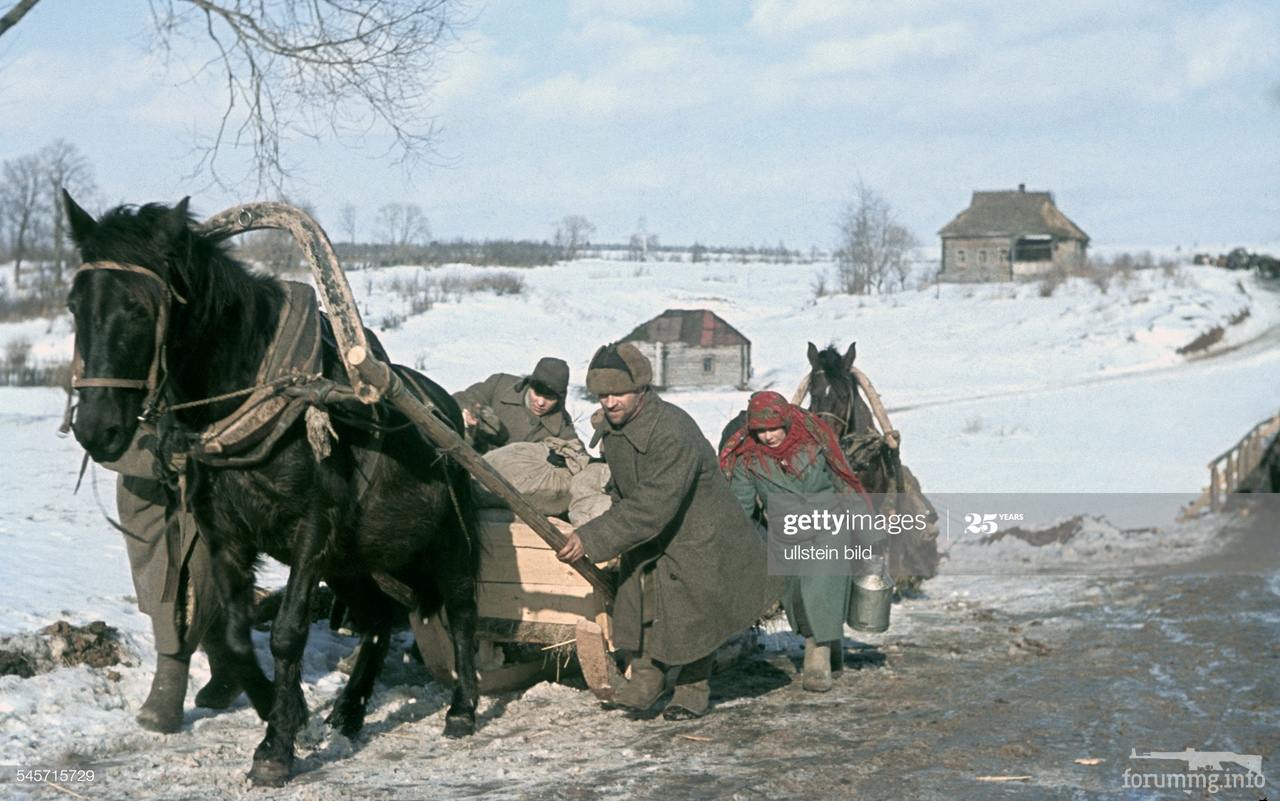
[576,391,782,665]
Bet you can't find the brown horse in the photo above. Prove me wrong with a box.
[804,342,939,587]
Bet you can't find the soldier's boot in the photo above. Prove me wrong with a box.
[829,641,845,679]
[194,628,242,710]
[663,654,713,720]
[607,655,666,712]
[801,637,833,693]
[136,652,190,733]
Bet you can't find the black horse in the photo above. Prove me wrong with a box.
[63,194,479,786]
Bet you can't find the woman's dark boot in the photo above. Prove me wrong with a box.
[136,652,190,733]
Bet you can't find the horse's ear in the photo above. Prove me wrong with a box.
[63,190,96,245]
[166,197,192,236]
[806,341,820,369]
[842,341,857,371]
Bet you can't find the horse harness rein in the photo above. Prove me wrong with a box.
[813,373,856,439]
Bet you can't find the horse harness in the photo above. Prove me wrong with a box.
[811,369,857,439]
[67,259,470,606]
[67,260,188,419]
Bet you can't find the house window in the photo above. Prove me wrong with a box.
[978,250,988,264]
[702,356,714,373]
[957,249,966,264]
[1014,237,1053,261]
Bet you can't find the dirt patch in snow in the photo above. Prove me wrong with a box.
[1176,324,1224,354]
[0,620,130,677]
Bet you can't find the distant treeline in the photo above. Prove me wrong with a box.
[329,240,818,269]
[335,240,562,269]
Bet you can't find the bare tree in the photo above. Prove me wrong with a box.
[339,205,358,245]
[377,202,430,260]
[553,215,596,261]
[0,154,46,287]
[627,217,658,262]
[835,180,919,295]
[2,1,462,193]
[40,140,96,282]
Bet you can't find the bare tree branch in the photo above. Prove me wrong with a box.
[145,0,462,193]
[835,180,919,295]
[0,0,40,39]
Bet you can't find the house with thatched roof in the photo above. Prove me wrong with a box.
[621,309,750,389]
[938,184,1089,281]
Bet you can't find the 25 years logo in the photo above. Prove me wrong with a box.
[963,512,1024,535]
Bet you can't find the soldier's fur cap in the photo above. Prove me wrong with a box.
[585,342,652,395]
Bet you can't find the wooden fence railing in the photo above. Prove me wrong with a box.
[1202,410,1280,512]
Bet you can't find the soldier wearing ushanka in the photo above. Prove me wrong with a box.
[556,343,782,719]
[452,356,581,454]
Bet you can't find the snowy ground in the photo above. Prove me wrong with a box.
[0,257,1277,798]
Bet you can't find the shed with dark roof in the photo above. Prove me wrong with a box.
[938,184,1089,281]
[621,309,751,388]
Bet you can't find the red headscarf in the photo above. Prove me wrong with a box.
[719,391,870,506]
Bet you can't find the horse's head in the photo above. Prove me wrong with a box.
[805,340,857,438]
[64,191,194,463]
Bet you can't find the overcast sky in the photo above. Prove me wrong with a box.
[2,0,1277,249]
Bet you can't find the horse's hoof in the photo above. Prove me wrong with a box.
[194,674,242,710]
[442,713,475,738]
[325,704,365,738]
[247,758,291,787]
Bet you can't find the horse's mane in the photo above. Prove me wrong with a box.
[83,202,284,348]
[814,344,847,383]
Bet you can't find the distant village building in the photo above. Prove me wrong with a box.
[622,309,750,389]
[938,184,1089,281]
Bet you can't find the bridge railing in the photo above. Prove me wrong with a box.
[1206,410,1280,511]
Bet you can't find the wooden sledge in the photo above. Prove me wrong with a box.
[408,510,625,699]
[200,203,621,698]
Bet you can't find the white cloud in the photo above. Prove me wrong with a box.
[1172,6,1277,91]
[433,34,521,111]
[568,0,693,22]
[795,23,970,77]
[515,71,626,118]
[511,23,727,122]
[605,159,671,193]
[747,0,867,37]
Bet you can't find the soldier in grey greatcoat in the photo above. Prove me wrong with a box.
[556,343,782,719]
[106,434,240,732]
[452,356,581,453]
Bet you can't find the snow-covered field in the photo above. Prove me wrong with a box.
[1,256,1277,797]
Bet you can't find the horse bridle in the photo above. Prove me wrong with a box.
[69,260,187,420]
[812,371,856,439]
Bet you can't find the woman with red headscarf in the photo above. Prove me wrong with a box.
[719,390,870,692]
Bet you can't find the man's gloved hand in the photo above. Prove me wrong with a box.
[546,450,567,468]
